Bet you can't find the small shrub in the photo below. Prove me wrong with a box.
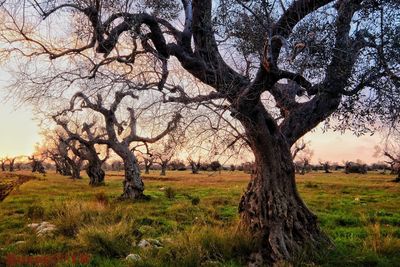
[183,193,201,206]
[191,197,200,206]
[363,223,400,256]
[26,205,45,220]
[304,182,318,188]
[210,161,222,172]
[50,201,106,237]
[53,203,82,237]
[334,216,360,227]
[164,187,176,199]
[94,191,109,205]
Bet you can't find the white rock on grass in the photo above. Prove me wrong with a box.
[126,254,141,261]
[27,221,56,237]
[137,239,151,248]
[27,223,39,228]
[137,239,163,249]
[148,239,163,248]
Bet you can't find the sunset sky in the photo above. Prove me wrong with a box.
[0,88,384,163]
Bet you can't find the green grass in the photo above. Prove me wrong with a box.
[0,170,399,266]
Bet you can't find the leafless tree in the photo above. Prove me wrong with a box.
[188,157,201,174]
[58,90,181,199]
[28,156,46,175]
[292,140,313,175]
[154,132,183,176]
[5,157,16,172]
[0,158,6,172]
[59,138,84,179]
[291,139,308,160]
[133,143,154,174]
[319,161,331,173]
[2,0,399,264]
[142,155,154,174]
[40,131,83,179]
[53,116,110,186]
[375,141,400,182]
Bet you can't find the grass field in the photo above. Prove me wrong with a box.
[0,170,399,266]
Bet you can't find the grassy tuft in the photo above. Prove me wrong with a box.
[77,222,135,258]
[164,187,176,200]
[26,205,45,220]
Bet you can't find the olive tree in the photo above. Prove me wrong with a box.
[52,117,110,186]
[1,0,399,264]
[58,90,181,199]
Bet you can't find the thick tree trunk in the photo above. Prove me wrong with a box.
[160,163,167,176]
[145,165,150,174]
[87,161,105,186]
[191,164,199,174]
[120,154,145,200]
[70,163,81,179]
[237,105,329,266]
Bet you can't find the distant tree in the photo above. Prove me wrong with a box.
[200,163,210,171]
[210,161,222,172]
[142,155,154,174]
[293,143,314,175]
[188,157,201,174]
[344,161,367,174]
[29,156,46,175]
[37,131,78,177]
[169,160,186,171]
[155,133,183,176]
[291,139,307,160]
[0,159,6,172]
[241,162,255,174]
[6,157,16,172]
[319,161,331,173]
[110,160,124,172]
[230,164,236,172]
[375,142,400,182]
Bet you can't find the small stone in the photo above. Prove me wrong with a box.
[27,223,39,229]
[137,239,151,248]
[159,187,165,191]
[28,222,56,237]
[148,239,163,247]
[126,254,141,261]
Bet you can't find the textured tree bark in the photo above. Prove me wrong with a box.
[237,103,329,266]
[144,165,150,174]
[191,164,199,174]
[160,162,167,176]
[68,160,82,180]
[144,158,152,174]
[119,153,145,200]
[87,161,105,186]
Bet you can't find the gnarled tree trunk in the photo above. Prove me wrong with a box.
[66,158,81,180]
[87,161,105,186]
[120,153,145,200]
[238,104,329,266]
[160,162,167,176]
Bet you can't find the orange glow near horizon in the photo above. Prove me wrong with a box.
[0,97,385,164]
